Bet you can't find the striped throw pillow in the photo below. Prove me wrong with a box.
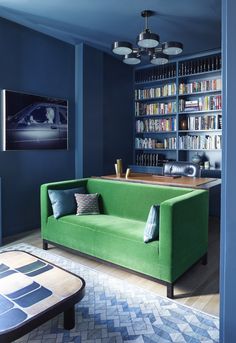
[144,205,160,243]
[75,193,100,215]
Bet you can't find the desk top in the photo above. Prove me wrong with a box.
[98,173,219,189]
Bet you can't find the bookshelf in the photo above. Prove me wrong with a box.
[131,51,222,175]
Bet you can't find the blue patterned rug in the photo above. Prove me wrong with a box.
[1,243,219,343]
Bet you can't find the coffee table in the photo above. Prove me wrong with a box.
[0,250,85,342]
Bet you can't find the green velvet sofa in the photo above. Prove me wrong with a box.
[41,178,209,298]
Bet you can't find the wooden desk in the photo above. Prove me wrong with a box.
[98,173,218,189]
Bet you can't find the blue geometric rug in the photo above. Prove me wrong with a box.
[1,243,219,343]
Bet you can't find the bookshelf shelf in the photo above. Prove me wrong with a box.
[179,89,221,97]
[133,51,222,173]
[136,131,176,134]
[179,129,222,133]
[135,94,177,102]
[135,148,176,152]
[179,109,222,115]
[178,69,221,78]
[179,149,221,151]
[135,76,176,86]
[135,113,177,119]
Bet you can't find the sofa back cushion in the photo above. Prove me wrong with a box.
[86,178,193,221]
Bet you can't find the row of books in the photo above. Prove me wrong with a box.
[182,115,222,131]
[178,55,221,76]
[136,153,159,167]
[135,64,176,83]
[179,134,222,150]
[135,83,176,100]
[179,95,222,112]
[136,118,177,133]
[135,137,177,150]
[135,101,177,116]
[179,78,222,95]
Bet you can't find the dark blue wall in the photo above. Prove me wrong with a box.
[103,53,133,174]
[0,18,75,238]
[220,0,236,341]
[75,44,133,178]
[0,22,133,239]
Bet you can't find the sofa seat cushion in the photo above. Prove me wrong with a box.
[57,214,147,243]
[46,214,160,280]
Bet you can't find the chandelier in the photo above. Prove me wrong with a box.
[111,10,183,65]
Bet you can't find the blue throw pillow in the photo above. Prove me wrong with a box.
[144,205,160,243]
[48,187,86,219]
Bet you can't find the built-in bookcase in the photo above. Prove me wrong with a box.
[131,50,222,175]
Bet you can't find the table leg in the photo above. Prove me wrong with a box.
[64,305,75,330]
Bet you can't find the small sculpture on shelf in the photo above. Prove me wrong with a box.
[180,117,188,130]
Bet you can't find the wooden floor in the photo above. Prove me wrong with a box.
[3,216,220,317]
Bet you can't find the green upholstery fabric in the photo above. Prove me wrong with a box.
[86,178,192,221]
[43,214,161,278]
[41,178,209,283]
[59,214,145,242]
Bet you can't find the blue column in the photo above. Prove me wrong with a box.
[75,43,84,178]
[220,0,236,341]
[0,178,1,245]
[74,43,104,178]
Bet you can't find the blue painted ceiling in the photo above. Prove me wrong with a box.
[0,0,221,56]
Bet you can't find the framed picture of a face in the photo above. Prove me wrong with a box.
[2,90,68,150]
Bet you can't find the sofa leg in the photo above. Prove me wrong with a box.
[202,253,208,265]
[167,283,174,299]
[43,240,48,250]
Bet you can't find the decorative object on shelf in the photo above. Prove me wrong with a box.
[111,10,183,65]
[116,159,123,177]
[179,118,188,130]
[192,153,202,165]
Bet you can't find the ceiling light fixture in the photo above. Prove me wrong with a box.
[123,50,141,65]
[150,51,169,65]
[111,10,183,65]
[112,41,133,55]
[162,41,183,55]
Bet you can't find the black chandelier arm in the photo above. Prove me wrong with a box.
[144,12,148,30]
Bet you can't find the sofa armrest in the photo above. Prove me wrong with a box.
[159,189,209,282]
[40,179,88,229]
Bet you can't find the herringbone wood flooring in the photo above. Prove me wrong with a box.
[3,217,220,316]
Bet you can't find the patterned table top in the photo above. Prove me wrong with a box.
[0,250,85,336]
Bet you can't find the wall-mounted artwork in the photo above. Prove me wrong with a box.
[2,90,68,150]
